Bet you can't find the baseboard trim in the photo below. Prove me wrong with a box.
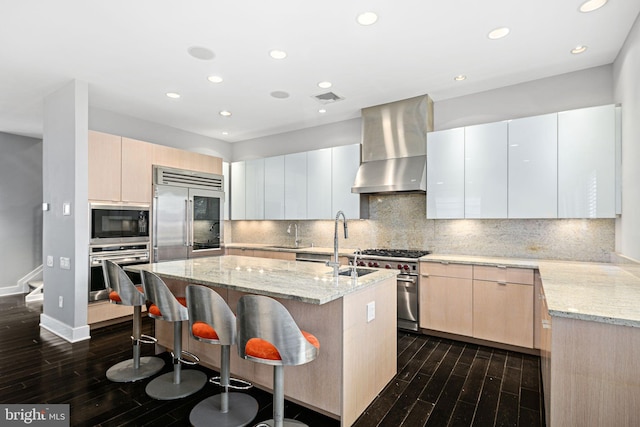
[0,284,24,297]
[40,314,91,343]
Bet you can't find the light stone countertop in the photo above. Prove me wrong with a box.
[129,255,397,305]
[421,253,640,328]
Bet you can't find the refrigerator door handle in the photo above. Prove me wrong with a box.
[189,199,194,247]
[184,199,189,246]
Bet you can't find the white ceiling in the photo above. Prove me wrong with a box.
[1,0,638,143]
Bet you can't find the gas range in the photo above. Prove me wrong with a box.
[350,248,431,274]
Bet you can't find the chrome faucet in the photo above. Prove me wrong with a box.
[351,248,362,279]
[287,223,300,247]
[327,211,348,277]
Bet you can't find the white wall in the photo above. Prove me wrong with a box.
[435,65,614,131]
[89,107,232,161]
[0,132,42,294]
[232,118,361,161]
[613,13,640,261]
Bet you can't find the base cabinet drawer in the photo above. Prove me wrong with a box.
[472,279,534,348]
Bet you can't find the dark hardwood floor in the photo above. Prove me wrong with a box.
[0,294,544,426]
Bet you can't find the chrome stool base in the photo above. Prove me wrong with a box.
[145,370,207,400]
[254,420,307,427]
[106,356,164,383]
[189,393,258,427]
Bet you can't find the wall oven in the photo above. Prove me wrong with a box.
[88,242,150,301]
[90,203,150,245]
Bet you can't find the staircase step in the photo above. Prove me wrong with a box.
[28,280,44,290]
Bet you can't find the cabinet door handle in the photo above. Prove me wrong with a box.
[497,281,507,286]
[496,265,507,269]
[440,261,449,265]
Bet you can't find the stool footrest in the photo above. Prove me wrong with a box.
[133,334,158,345]
[209,376,253,390]
[171,350,200,366]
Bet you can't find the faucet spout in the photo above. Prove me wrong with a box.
[287,223,300,247]
[327,211,348,277]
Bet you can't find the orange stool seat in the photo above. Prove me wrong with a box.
[245,331,319,361]
[109,286,143,303]
[191,321,219,341]
[148,297,187,317]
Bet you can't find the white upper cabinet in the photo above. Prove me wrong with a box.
[264,156,285,220]
[307,148,332,219]
[245,158,265,220]
[230,161,246,220]
[465,121,508,219]
[427,128,465,219]
[558,104,616,218]
[285,152,307,219]
[508,114,558,218]
[331,144,360,219]
[223,161,230,220]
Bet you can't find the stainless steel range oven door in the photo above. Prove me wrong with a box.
[88,243,150,302]
[397,275,419,331]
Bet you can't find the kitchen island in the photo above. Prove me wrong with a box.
[130,255,398,426]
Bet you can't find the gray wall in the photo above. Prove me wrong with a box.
[41,80,90,342]
[230,65,614,162]
[614,13,640,262]
[0,132,43,294]
[89,107,232,161]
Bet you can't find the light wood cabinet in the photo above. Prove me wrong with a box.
[472,265,534,348]
[121,137,153,203]
[226,247,296,261]
[90,131,222,205]
[88,130,122,201]
[419,262,473,336]
[420,261,535,349]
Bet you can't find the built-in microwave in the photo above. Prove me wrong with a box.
[90,203,150,244]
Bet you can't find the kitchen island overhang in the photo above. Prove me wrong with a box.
[127,255,398,426]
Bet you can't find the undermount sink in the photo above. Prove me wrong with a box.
[338,268,377,278]
[268,244,311,249]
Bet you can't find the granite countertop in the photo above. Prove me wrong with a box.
[420,253,640,328]
[128,255,397,305]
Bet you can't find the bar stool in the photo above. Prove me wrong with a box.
[103,260,164,382]
[236,295,320,427]
[186,285,258,427]
[141,270,207,400]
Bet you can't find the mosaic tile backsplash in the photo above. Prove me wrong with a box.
[227,194,615,263]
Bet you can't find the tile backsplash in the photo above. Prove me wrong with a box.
[227,194,615,262]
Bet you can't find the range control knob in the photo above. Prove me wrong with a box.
[358,261,366,267]
[397,264,403,270]
[385,264,392,269]
[403,264,410,271]
[368,262,374,267]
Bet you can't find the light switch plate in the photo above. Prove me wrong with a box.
[366,301,375,323]
[60,257,71,270]
[46,256,54,267]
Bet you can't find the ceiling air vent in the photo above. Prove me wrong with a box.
[312,92,344,104]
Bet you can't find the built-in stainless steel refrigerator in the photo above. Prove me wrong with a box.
[152,166,224,262]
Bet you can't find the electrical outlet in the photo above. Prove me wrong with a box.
[62,202,71,216]
[367,301,375,323]
[58,296,63,308]
[46,255,54,267]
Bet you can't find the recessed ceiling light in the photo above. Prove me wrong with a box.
[222,131,229,135]
[166,92,181,99]
[454,75,467,81]
[219,110,232,117]
[488,27,510,40]
[318,81,332,89]
[207,75,223,83]
[269,49,287,59]
[357,12,378,26]
[579,0,608,13]
[319,108,327,113]
[571,45,588,54]
[187,46,215,60]
[270,91,290,99]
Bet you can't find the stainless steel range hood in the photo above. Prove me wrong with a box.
[352,94,433,194]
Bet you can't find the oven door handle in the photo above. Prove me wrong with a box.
[397,276,417,284]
